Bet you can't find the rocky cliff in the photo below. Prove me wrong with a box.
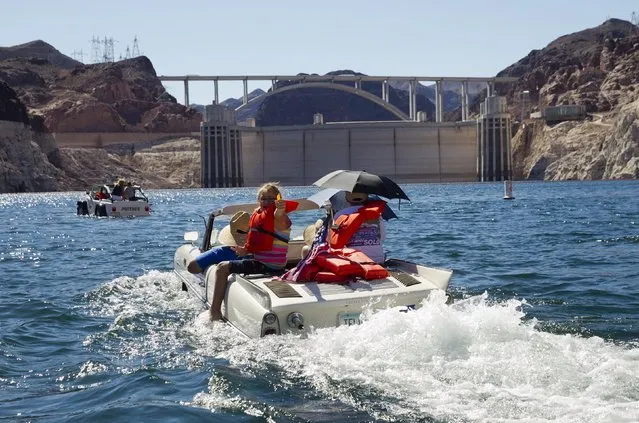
[0,41,203,192]
[0,43,202,133]
[500,18,639,179]
[0,78,199,192]
[0,82,59,192]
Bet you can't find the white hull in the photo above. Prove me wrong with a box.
[77,184,150,217]
[173,240,453,338]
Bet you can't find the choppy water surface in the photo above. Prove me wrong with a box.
[1,181,638,422]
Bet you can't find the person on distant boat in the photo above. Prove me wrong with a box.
[209,183,296,321]
[111,179,125,201]
[122,181,136,201]
[186,210,248,274]
[95,186,110,200]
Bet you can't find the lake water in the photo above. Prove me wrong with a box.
[1,181,638,422]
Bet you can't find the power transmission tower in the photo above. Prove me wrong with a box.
[132,35,140,57]
[72,49,84,63]
[632,11,639,26]
[102,37,116,62]
[90,36,101,63]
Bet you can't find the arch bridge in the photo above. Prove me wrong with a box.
[158,74,519,122]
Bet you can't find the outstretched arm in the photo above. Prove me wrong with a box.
[274,200,291,230]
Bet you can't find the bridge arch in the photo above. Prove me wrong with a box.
[236,82,410,121]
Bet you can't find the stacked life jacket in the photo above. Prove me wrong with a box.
[313,248,389,283]
[282,200,389,284]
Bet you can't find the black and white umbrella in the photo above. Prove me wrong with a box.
[313,170,410,201]
[307,188,399,220]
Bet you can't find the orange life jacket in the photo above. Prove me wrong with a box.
[315,254,362,276]
[340,248,389,280]
[309,248,389,283]
[245,201,298,253]
[246,206,275,252]
[328,200,386,249]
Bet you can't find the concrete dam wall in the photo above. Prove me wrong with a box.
[239,121,477,187]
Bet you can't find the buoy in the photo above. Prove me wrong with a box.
[503,180,515,200]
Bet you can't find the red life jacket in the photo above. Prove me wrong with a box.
[311,248,389,282]
[328,200,386,249]
[340,248,389,280]
[315,254,362,276]
[246,206,275,253]
[245,200,298,253]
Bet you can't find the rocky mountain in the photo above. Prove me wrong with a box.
[497,18,639,179]
[0,48,201,133]
[0,40,81,69]
[253,70,435,125]
[0,41,202,192]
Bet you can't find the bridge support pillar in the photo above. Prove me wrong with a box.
[477,96,512,181]
[243,79,248,105]
[382,80,389,102]
[214,80,219,104]
[461,81,468,121]
[408,81,415,120]
[435,80,443,123]
[408,80,418,120]
[184,80,190,106]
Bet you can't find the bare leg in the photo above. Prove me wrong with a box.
[210,262,230,321]
[187,260,202,274]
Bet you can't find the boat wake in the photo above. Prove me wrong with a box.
[84,271,639,422]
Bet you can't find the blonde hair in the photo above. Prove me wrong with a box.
[256,182,281,199]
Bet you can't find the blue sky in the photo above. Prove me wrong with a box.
[2,0,637,104]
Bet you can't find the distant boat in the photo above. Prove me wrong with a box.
[76,183,151,217]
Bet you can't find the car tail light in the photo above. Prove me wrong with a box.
[261,312,280,337]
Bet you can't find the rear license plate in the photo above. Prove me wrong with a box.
[338,311,361,326]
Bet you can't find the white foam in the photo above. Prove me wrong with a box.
[87,273,639,421]
[206,292,639,422]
